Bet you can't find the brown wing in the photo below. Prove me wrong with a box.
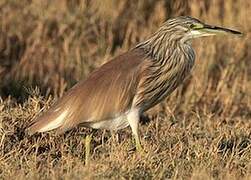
[27,48,147,134]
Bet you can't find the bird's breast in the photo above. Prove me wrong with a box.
[134,46,195,112]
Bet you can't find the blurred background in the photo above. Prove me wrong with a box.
[0,0,250,113]
[0,1,251,179]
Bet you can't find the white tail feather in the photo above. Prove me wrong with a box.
[38,110,69,132]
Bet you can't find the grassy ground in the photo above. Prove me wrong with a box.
[0,0,250,179]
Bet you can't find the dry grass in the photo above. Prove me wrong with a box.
[0,0,251,179]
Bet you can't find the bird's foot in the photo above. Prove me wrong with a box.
[128,136,146,155]
[135,140,143,152]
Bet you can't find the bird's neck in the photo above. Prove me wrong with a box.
[136,31,192,64]
[133,31,195,111]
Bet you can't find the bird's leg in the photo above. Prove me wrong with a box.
[127,109,143,152]
[134,133,143,152]
[85,134,92,166]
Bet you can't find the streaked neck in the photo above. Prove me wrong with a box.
[135,28,192,64]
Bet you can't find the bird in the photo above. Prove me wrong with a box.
[27,16,242,151]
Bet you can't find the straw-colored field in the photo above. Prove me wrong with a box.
[0,0,250,179]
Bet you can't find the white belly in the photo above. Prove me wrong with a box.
[84,114,129,131]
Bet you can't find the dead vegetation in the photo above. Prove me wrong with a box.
[0,0,250,179]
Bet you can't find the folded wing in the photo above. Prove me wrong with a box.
[27,48,147,135]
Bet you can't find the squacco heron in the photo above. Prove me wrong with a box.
[27,16,242,151]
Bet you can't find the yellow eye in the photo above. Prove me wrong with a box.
[190,23,203,29]
[190,24,196,29]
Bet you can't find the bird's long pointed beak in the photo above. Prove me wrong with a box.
[200,24,242,36]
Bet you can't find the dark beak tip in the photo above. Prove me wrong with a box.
[238,32,244,37]
[220,28,243,37]
[232,31,244,37]
[205,24,243,37]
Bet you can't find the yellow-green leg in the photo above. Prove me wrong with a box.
[134,134,143,152]
[127,109,144,153]
[85,134,92,166]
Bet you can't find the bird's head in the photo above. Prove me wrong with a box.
[162,16,242,43]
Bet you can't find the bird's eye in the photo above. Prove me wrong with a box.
[190,24,196,29]
[189,23,204,30]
